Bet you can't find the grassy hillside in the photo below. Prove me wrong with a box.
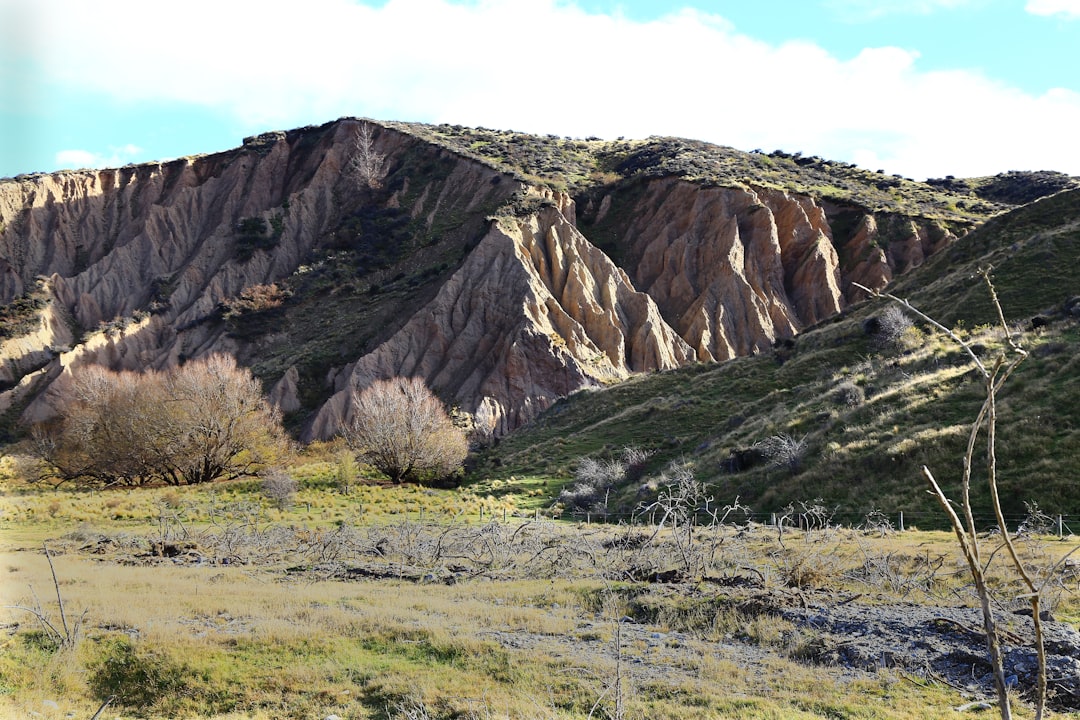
[470,188,1080,525]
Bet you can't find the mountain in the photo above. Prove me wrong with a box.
[1,119,1074,450]
[473,186,1080,521]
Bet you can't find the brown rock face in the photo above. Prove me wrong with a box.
[830,211,958,302]
[309,195,694,438]
[605,179,842,361]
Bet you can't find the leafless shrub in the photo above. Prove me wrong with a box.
[561,447,654,515]
[260,469,297,510]
[860,508,894,537]
[342,377,468,484]
[32,355,287,488]
[341,377,468,483]
[634,461,716,577]
[1018,501,1054,537]
[560,458,621,514]
[754,433,808,472]
[877,305,915,347]
[390,695,435,720]
[620,445,653,484]
[3,544,85,651]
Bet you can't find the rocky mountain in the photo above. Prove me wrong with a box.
[1,118,1067,441]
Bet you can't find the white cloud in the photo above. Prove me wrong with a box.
[1025,0,1080,17]
[20,0,1080,178]
[825,0,975,20]
[55,144,143,169]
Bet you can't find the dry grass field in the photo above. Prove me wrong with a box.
[2,463,1078,719]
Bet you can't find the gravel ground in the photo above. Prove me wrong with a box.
[776,597,1080,711]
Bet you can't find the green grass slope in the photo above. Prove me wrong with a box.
[470,188,1080,527]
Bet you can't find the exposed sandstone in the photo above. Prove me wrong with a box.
[611,179,842,361]
[1,120,518,426]
[268,366,302,415]
[830,211,958,302]
[308,197,693,438]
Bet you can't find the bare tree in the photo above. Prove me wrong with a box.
[348,121,388,190]
[32,355,286,487]
[342,377,468,484]
[165,354,287,485]
[856,270,1058,720]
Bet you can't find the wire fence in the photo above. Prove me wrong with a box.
[470,505,1077,537]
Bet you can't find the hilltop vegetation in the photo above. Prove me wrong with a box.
[393,120,1074,222]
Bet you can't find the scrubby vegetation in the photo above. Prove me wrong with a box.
[342,377,469,485]
[28,355,287,488]
[0,285,49,341]
[2,458,1078,718]
[391,121,1052,224]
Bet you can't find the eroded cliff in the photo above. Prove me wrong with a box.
[1,119,983,440]
[309,191,694,439]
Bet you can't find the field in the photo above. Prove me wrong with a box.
[2,459,1078,720]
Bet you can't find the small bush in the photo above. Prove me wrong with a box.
[89,638,190,714]
[560,447,653,514]
[220,283,291,320]
[261,468,298,509]
[754,433,808,472]
[833,381,864,407]
[877,305,915,347]
[559,457,621,513]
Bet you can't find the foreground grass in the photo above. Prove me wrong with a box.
[0,562,977,719]
[0,545,1025,720]
[2,471,1077,719]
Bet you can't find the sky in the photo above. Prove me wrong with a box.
[2,0,1079,181]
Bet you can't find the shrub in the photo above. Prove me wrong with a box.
[754,433,808,472]
[559,458,622,513]
[833,381,864,407]
[220,283,291,320]
[89,638,189,714]
[260,468,298,509]
[342,377,468,484]
[877,305,915,347]
[560,447,654,513]
[32,354,288,487]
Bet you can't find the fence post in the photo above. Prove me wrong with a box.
[586,512,591,525]
[1059,515,1064,539]
[502,507,507,523]
[898,511,904,532]
[479,506,484,523]
[770,512,776,526]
